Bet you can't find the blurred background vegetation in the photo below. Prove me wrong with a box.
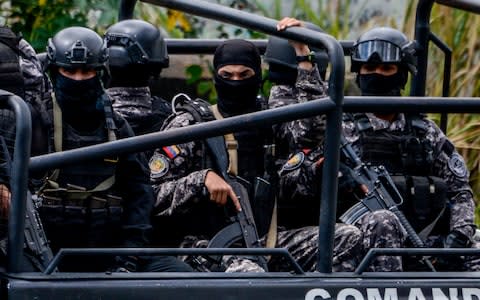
[2,0,480,222]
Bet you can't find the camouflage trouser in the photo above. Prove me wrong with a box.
[178,236,266,273]
[270,223,362,272]
[356,210,406,272]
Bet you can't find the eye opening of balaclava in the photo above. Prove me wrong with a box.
[213,39,262,116]
[355,64,408,97]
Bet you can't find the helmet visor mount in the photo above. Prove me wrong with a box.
[66,41,89,64]
[352,40,402,64]
[106,33,149,64]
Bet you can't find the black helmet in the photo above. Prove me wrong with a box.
[46,26,108,70]
[351,27,417,74]
[104,19,169,72]
[264,22,329,77]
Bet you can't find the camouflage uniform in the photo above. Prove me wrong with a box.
[108,86,172,137]
[0,38,51,157]
[278,146,405,272]
[268,65,328,151]
[269,65,404,272]
[344,112,479,271]
[150,110,266,272]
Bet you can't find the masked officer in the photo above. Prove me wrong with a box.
[39,26,191,272]
[343,26,479,271]
[150,39,271,272]
[266,19,406,272]
[105,19,172,144]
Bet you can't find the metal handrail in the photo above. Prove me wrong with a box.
[43,248,304,275]
[0,91,32,273]
[355,248,480,274]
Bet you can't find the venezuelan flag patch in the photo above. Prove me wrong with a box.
[162,145,181,159]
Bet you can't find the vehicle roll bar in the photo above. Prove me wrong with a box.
[0,91,32,273]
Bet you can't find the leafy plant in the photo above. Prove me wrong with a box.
[404,0,480,224]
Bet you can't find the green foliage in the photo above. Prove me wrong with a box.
[404,0,480,224]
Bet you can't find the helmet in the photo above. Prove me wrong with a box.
[351,27,417,74]
[46,27,108,70]
[264,22,329,77]
[104,19,169,72]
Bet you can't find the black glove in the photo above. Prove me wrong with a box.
[444,230,472,248]
[110,255,140,273]
[433,231,471,271]
[338,163,363,194]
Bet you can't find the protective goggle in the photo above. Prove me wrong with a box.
[352,40,403,64]
[105,33,149,63]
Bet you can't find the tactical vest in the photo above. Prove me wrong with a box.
[167,97,271,237]
[351,113,449,235]
[39,100,122,229]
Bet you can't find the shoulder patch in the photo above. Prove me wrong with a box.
[162,145,181,159]
[149,153,170,179]
[281,152,305,173]
[448,153,467,178]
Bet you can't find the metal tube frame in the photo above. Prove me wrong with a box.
[0,91,32,273]
[139,0,345,275]
[7,0,480,276]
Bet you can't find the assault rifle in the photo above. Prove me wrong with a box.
[0,136,54,271]
[204,135,267,269]
[25,192,54,271]
[339,135,436,272]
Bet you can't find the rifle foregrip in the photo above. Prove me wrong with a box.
[390,206,425,248]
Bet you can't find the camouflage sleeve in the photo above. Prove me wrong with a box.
[278,148,324,201]
[268,65,328,150]
[18,39,52,104]
[427,120,476,238]
[150,112,209,216]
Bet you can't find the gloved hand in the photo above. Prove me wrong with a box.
[110,255,140,273]
[338,163,366,195]
[444,230,472,248]
[434,231,471,271]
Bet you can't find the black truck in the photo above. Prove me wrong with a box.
[2,0,480,299]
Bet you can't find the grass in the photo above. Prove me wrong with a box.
[404,1,480,224]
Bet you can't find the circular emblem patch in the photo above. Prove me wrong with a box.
[149,153,170,179]
[280,152,305,173]
[448,153,467,178]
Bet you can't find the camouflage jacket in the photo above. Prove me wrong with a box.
[281,112,476,238]
[268,65,328,152]
[108,86,172,137]
[150,111,209,216]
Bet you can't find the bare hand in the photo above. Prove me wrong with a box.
[276,17,311,56]
[204,171,241,211]
[0,184,11,219]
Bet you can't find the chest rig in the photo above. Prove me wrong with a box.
[38,96,122,227]
[351,113,449,236]
[170,96,272,236]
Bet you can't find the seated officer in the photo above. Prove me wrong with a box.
[105,19,172,142]
[266,18,404,272]
[344,27,479,271]
[39,26,191,272]
[150,39,269,272]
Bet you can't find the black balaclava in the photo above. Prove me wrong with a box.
[213,39,262,116]
[54,71,105,130]
[357,68,407,97]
